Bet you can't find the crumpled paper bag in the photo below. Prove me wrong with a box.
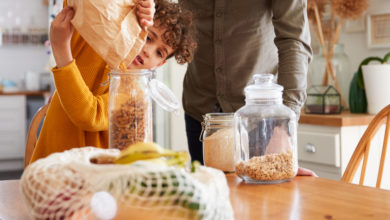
[68,0,147,69]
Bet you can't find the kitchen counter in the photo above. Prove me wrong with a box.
[297,110,380,181]
[299,110,375,127]
[0,90,50,96]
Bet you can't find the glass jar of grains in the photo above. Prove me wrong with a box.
[108,69,179,150]
[234,73,298,184]
[201,113,235,173]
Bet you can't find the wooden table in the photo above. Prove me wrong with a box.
[226,174,390,219]
[2,175,390,220]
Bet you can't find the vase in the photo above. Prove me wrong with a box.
[362,64,390,114]
[309,44,351,109]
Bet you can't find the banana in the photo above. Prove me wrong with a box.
[114,142,190,167]
[120,142,165,155]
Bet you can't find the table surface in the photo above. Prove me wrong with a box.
[1,175,390,219]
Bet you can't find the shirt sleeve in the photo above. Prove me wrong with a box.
[52,60,109,131]
[271,0,313,119]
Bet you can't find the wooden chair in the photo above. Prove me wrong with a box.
[25,104,49,168]
[341,104,390,188]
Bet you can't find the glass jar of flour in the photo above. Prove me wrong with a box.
[201,113,235,173]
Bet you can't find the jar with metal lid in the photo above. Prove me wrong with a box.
[234,73,298,184]
[108,69,179,150]
[201,113,235,173]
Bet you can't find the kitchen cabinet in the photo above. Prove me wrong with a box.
[0,91,49,171]
[0,95,26,171]
[297,112,375,180]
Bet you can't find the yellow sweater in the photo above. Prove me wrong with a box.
[30,30,110,163]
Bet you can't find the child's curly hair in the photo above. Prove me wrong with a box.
[154,0,197,64]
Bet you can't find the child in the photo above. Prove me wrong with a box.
[29,0,196,163]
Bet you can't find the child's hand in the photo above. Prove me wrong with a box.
[136,0,155,28]
[50,7,75,68]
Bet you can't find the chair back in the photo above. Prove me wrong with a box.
[25,104,49,167]
[341,104,390,188]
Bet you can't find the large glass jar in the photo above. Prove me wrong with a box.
[201,113,235,173]
[108,69,179,150]
[234,74,298,184]
[310,44,351,109]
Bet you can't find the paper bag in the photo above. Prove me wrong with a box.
[68,0,147,69]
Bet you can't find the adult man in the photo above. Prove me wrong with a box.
[181,0,312,164]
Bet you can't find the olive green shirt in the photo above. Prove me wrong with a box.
[181,0,312,122]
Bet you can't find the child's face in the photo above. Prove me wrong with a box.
[128,25,174,70]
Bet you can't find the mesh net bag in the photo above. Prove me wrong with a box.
[20,147,234,220]
[67,0,147,69]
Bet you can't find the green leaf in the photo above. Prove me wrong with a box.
[191,161,201,173]
[357,57,383,89]
[384,52,390,64]
[349,72,367,113]
[188,202,200,210]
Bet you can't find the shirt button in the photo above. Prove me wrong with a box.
[216,10,223,17]
[216,67,222,72]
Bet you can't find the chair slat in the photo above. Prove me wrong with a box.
[376,114,390,188]
[25,104,49,167]
[342,104,390,189]
[359,141,371,185]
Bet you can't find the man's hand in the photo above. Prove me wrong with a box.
[297,167,318,177]
[50,7,75,68]
[136,0,155,28]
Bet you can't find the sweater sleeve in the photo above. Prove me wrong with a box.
[52,60,109,131]
[271,0,313,119]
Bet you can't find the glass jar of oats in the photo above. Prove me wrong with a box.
[234,73,298,184]
[201,113,235,173]
[108,69,179,150]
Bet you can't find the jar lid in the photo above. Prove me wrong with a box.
[148,78,180,112]
[203,113,234,124]
[244,74,283,100]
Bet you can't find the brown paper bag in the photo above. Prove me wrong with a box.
[68,0,147,69]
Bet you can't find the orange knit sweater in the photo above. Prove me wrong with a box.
[30,30,110,163]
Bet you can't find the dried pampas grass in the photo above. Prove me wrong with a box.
[307,0,370,106]
[332,0,369,19]
[307,0,327,22]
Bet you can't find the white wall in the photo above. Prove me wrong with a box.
[338,0,390,75]
[0,0,49,83]
[167,59,188,152]
[154,59,188,152]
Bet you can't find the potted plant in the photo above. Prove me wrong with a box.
[350,52,390,114]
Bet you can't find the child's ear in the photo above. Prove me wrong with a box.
[152,60,167,70]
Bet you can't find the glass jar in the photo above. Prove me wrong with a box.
[201,113,235,173]
[108,69,179,150]
[234,74,298,184]
[310,44,351,108]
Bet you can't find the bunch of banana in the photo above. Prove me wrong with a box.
[114,142,190,167]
